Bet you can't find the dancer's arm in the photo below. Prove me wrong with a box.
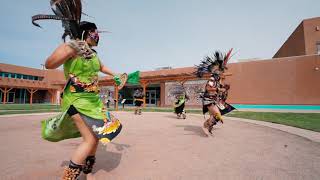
[45,43,76,69]
[99,61,115,77]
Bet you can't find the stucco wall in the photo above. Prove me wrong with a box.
[273,23,306,58]
[164,55,320,106]
[225,55,320,105]
[304,18,320,55]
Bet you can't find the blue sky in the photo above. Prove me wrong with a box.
[0,0,319,73]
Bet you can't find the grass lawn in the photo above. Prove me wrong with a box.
[0,109,61,115]
[1,104,319,132]
[111,108,320,132]
[0,104,60,110]
[226,111,320,132]
[0,104,60,115]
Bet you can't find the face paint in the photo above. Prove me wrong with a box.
[89,30,99,44]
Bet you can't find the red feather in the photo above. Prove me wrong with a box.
[223,48,233,66]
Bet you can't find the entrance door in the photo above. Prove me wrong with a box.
[146,90,157,106]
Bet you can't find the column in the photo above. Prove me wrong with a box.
[26,89,38,105]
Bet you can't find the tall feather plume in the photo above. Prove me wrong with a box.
[214,51,224,70]
[32,0,83,41]
[223,48,233,67]
[194,50,224,78]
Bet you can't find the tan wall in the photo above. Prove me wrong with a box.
[162,55,320,106]
[304,18,320,55]
[273,23,306,58]
[43,69,65,82]
[225,55,320,105]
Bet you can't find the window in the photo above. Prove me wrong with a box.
[317,42,320,54]
[0,72,41,80]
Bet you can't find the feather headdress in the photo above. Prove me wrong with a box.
[32,0,83,41]
[194,49,233,78]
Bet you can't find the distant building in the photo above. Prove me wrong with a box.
[273,17,320,58]
[0,63,64,104]
[1,17,320,106]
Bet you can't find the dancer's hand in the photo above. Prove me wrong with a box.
[67,40,94,59]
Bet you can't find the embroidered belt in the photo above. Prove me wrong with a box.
[68,74,100,93]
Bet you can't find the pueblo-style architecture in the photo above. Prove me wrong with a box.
[1,17,320,109]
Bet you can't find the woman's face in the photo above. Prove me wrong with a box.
[86,29,99,47]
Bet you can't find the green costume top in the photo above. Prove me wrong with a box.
[62,54,104,120]
[174,95,185,107]
[41,53,125,143]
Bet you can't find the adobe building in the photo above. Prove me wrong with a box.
[274,17,320,58]
[100,17,320,108]
[1,17,320,108]
[0,64,64,104]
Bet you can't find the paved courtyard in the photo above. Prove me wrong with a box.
[0,112,319,180]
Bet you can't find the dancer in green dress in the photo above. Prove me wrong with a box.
[33,1,124,179]
[32,0,125,180]
[171,85,188,119]
[45,21,122,179]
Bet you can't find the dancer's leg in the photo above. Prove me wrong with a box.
[62,113,98,179]
[70,114,98,164]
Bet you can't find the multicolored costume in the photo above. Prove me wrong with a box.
[33,1,123,179]
[173,94,187,119]
[133,88,144,115]
[195,49,235,135]
[62,54,122,144]
[170,84,188,119]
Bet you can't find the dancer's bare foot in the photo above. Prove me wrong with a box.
[202,126,210,137]
[202,120,211,137]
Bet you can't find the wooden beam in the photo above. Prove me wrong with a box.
[141,81,149,108]
[2,87,6,104]
[114,84,119,111]
[0,87,13,104]
[99,70,233,86]
[26,89,38,105]
[0,88,5,93]
[51,92,54,104]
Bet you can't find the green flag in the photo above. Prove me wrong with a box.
[127,71,140,84]
[113,71,140,86]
